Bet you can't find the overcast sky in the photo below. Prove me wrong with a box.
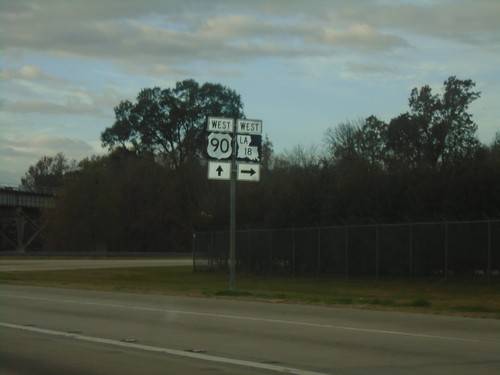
[1,0,499,184]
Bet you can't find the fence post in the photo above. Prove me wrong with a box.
[248,230,252,272]
[269,230,272,273]
[210,231,214,270]
[375,223,379,281]
[292,228,296,276]
[317,227,321,275]
[487,220,491,283]
[345,226,349,280]
[444,220,449,282]
[409,223,413,281]
[192,229,196,272]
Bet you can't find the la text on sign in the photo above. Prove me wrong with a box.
[236,134,261,162]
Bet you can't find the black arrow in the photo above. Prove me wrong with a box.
[216,165,224,176]
[241,168,256,176]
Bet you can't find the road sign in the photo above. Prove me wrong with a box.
[206,116,263,291]
[237,163,260,182]
[237,119,262,134]
[236,134,261,162]
[208,161,231,180]
[207,132,233,160]
[207,117,234,133]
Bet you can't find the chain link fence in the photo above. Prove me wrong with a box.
[193,219,500,280]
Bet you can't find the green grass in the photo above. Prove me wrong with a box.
[1,266,499,318]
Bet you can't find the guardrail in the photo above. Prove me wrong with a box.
[0,251,191,258]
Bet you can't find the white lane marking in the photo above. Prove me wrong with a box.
[0,322,328,375]
[2,293,496,344]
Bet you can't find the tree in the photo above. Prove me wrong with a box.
[99,79,246,250]
[491,131,500,158]
[45,156,121,252]
[324,116,387,168]
[276,143,322,169]
[101,79,244,169]
[324,118,363,164]
[322,77,484,223]
[21,152,76,191]
[387,76,481,169]
[358,115,388,166]
[260,135,274,171]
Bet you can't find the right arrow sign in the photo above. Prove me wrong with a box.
[241,167,256,176]
[237,163,260,182]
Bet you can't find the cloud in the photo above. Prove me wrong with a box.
[0,0,414,68]
[1,64,113,118]
[370,2,500,46]
[0,134,102,184]
[319,23,409,52]
[347,62,398,74]
[2,0,495,86]
[19,65,42,79]
[0,134,96,159]
[1,65,68,84]
[2,98,108,117]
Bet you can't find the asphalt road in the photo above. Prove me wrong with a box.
[0,258,192,271]
[1,285,499,374]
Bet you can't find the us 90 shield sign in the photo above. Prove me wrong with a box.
[207,132,233,160]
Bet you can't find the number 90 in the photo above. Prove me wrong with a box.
[211,137,230,153]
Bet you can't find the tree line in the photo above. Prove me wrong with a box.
[20,77,500,252]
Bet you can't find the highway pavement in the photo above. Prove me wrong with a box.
[1,285,499,374]
[0,258,192,272]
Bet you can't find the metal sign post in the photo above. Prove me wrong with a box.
[229,123,237,291]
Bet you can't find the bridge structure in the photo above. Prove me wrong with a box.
[0,186,56,252]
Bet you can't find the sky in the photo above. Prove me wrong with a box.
[1,0,499,185]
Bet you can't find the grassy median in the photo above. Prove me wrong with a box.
[1,266,499,319]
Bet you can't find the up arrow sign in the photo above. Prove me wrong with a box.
[208,161,231,180]
[216,165,224,176]
[237,163,260,181]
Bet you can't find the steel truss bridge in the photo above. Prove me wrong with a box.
[0,186,55,252]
